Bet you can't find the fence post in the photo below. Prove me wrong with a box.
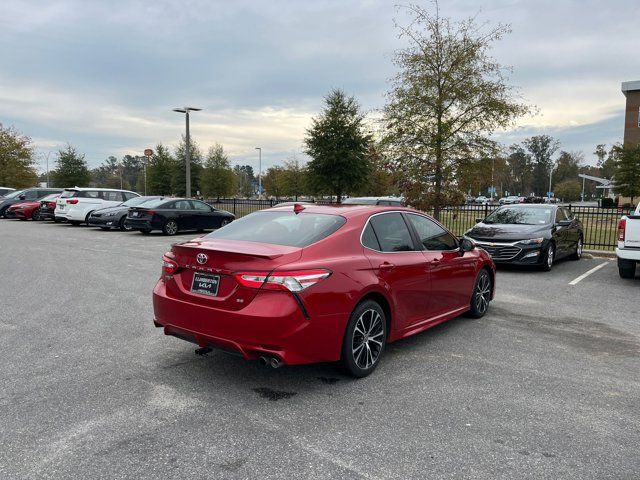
[484,204,488,218]
[233,198,237,216]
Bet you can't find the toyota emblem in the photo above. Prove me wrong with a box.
[196,253,208,265]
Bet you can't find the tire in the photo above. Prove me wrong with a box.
[69,221,81,226]
[54,218,62,223]
[31,208,40,221]
[84,211,94,225]
[618,258,636,279]
[341,300,387,378]
[162,219,178,236]
[540,242,555,271]
[140,228,152,235]
[570,236,583,260]
[219,218,231,228]
[119,216,132,231]
[468,269,492,318]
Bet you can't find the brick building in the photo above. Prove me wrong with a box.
[622,80,640,146]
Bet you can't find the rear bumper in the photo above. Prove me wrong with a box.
[124,218,160,230]
[152,280,346,365]
[40,210,55,220]
[54,208,85,221]
[616,248,640,262]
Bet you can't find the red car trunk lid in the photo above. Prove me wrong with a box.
[169,239,302,310]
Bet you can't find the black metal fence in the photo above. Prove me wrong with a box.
[205,198,630,251]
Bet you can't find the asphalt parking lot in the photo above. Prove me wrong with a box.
[1,220,639,480]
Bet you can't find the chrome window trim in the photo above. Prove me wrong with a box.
[403,212,459,253]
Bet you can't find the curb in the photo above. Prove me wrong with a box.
[584,249,616,259]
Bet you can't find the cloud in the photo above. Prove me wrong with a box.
[0,0,636,171]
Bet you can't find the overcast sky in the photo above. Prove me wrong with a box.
[1,0,637,172]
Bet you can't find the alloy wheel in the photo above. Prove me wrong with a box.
[351,309,384,370]
[220,218,230,228]
[31,208,40,221]
[164,220,178,235]
[474,272,491,315]
[547,245,554,269]
[576,239,583,258]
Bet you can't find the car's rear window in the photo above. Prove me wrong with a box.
[136,199,169,209]
[206,211,346,247]
[4,189,25,199]
[60,190,79,198]
[123,196,158,207]
[41,194,59,201]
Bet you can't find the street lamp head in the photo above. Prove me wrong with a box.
[173,108,187,113]
[185,107,202,112]
[255,147,261,151]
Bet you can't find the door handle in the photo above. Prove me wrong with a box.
[379,262,395,271]
[430,258,440,264]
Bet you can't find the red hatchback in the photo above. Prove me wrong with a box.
[153,204,496,377]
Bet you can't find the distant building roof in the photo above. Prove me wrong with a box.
[621,80,640,93]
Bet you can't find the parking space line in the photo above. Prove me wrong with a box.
[568,261,609,285]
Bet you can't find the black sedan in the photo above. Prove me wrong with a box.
[88,196,164,231]
[124,198,235,235]
[464,204,583,271]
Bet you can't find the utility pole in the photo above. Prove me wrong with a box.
[255,147,262,198]
[45,152,51,187]
[173,107,202,197]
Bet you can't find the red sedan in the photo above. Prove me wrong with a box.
[6,200,42,220]
[153,204,496,377]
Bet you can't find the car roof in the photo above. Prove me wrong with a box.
[267,202,422,219]
[498,203,556,209]
[63,187,136,192]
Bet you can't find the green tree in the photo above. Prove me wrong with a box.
[594,143,616,179]
[353,144,396,196]
[91,156,126,189]
[262,165,286,199]
[523,135,559,196]
[280,157,307,200]
[0,124,38,188]
[506,145,532,196]
[233,165,255,198]
[553,151,582,186]
[383,4,530,218]
[173,135,203,197]
[121,154,143,191]
[146,143,176,195]
[200,144,235,199]
[612,144,640,205]
[555,180,581,202]
[52,144,90,188]
[304,89,372,202]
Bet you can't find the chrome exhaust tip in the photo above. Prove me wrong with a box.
[259,356,269,366]
[270,357,283,369]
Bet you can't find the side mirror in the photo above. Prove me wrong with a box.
[475,218,484,223]
[557,219,571,227]
[460,238,476,254]
[18,194,25,200]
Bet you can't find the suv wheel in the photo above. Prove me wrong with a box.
[618,258,636,279]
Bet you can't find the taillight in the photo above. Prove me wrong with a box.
[147,210,156,215]
[162,254,179,276]
[235,269,331,292]
[66,198,79,204]
[618,218,626,242]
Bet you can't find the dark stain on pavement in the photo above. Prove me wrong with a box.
[317,376,341,384]
[252,387,297,401]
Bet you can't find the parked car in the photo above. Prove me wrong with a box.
[5,193,59,220]
[54,188,139,225]
[475,195,490,205]
[152,203,496,377]
[464,204,583,271]
[0,187,15,198]
[342,197,404,206]
[125,198,235,235]
[0,188,62,218]
[38,194,61,221]
[616,203,640,278]
[88,196,165,231]
[499,195,520,205]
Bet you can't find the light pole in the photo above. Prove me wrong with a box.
[45,152,51,187]
[548,161,554,201]
[255,147,262,198]
[491,157,495,201]
[173,107,202,197]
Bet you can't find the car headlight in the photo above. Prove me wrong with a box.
[517,237,544,245]
[105,212,116,217]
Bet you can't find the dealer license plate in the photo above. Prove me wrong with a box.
[190,272,220,297]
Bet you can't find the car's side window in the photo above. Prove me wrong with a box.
[103,191,121,202]
[563,208,574,220]
[86,190,100,199]
[361,222,381,251]
[555,208,564,223]
[123,192,136,201]
[368,213,415,252]
[174,200,192,210]
[192,201,212,212]
[406,213,458,251]
[24,190,38,200]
